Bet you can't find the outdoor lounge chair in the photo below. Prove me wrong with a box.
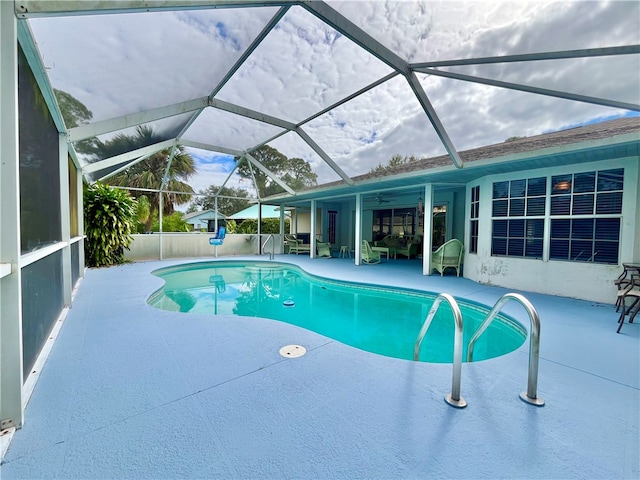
[316,242,332,258]
[361,240,381,264]
[285,234,311,254]
[616,274,640,333]
[430,238,464,276]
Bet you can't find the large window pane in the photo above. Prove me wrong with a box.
[493,181,509,199]
[527,177,547,196]
[509,198,525,216]
[572,219,594,239]
[550,239,570,260]
[18,46,62,253]
[594,218,620,240]
[508,219,525,237]
[493,200,508,217]
[507,239,524,256]
[69,157,79,237]
[571,240,594,261]
[550,195,571,215]
[572,194,594,215]
[493,220,508,237]
[527,197,545,216]
[594,242,619,264]
[551,219,571,238]
[573,172,595,193]
[597,168,624,191]
[527,219,545,238]
[21,251,64,380]
[71,241,80,288]
[492,237,507,256]
[525,238,543,258]
[510,179,526,197]
[596,192,622,214]
[552,175,572,194]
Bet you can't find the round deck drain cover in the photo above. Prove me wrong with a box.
[279,344,306,358]
[283,300,295,307]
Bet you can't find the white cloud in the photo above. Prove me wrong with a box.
[28,1,640,190]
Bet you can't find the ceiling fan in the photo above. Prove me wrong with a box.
[371,193,393,205]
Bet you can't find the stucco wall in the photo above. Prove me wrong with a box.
[463,157,638,304]
[125,233,284,261]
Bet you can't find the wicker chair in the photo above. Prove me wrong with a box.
[361,240,381,264]
[430,239,464,276]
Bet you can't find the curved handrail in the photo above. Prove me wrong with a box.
[414,293,466,408]
[262,234,275,259]
[467,293,544,406]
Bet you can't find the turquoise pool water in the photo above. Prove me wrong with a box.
[148,261,526,363]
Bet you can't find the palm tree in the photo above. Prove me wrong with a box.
[102,126,196,231]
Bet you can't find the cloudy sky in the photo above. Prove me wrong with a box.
[29,0,640,198]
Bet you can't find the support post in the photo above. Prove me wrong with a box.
[422,184,434,275]
[355,193,362,265]
[59,134,72,305]
[0,0,25,429]
[310,200,316,258]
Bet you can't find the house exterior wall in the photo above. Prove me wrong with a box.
[464,156,639,304]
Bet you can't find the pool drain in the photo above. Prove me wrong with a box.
[283,299,295,307]
[279,344,306,358]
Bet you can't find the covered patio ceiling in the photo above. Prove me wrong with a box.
[15,1,640,204]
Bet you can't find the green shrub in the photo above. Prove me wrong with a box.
[236,218,289,234]
[225,219,237,234]
[151,211,191,232]
[84,182,137,267]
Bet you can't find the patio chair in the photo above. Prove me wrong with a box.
[616,274,640,333]
[361,240,381,264]
[285,234,311,254]
[430,238,464,276]
[316,242,332,258]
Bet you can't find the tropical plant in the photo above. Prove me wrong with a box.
[134,195,151,233]
[151,212,191,232]
[83,182,137,267]
[101,126,196,231]
[225,219,237,234]
[188,185,251,216]
[236,145,317,197]
[235,218,289,234]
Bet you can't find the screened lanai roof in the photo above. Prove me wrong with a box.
[16,0,640,204]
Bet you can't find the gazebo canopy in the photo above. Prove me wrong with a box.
[15,1,640,205]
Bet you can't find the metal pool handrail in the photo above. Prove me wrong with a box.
[414,293,467,408]
[262,234,275,260]
[466,292,544,406]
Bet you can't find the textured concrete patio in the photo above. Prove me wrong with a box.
[1,255,638,479]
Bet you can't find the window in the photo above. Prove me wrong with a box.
[469,185,479,253]
[549,168,623,264]
[491,177,546,259]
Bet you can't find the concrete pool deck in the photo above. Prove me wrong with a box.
[1,255,638,479]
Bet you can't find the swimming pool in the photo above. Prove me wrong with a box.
[148,261,526,363]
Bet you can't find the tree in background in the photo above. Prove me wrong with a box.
[101,126,196,232]
[188,185,251,216]
[236,145,317,197]
[55,89,92,128]
[54,89,99,154]
[370,154,420,175]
